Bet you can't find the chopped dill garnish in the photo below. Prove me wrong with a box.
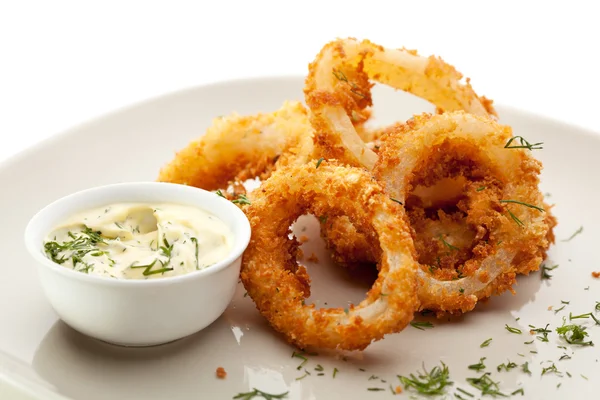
[561,226,583,242]
[468,357,486,371]
[505,324,522,334]
[541,264,559,280]
[291,351,308,370]
[315,157,324,169]
[390,198,403,205]
[507,210,524,227]
[410,321,434,330]
[541,363,562,376]
[314,364,324,372]
[232,194,251,205]
[215,189,226,198]
[367,388,385,392]
[44,226,113,272]
[521,362,531,375]
[569,312,592,320]
[556,321,594,346]
[529,323,551,342]
[466,373,506,397]
[332,69,366,98]
[398,362,453,396]
[554,305,566,313]
[504,136,543,150]
[295,371,309,381]
[499,199,545,212]
[456,387,474,397]
[480,338,493,348]
[233,388,288,399]
[439,234,459,251]
[476,186,486,192]
[512,388,525,396]
[190,237,199,269]
[496,360,517,372]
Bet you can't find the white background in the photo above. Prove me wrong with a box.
[1,0,598,163]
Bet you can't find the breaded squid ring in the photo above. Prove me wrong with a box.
[374,112,553,314]
[304,38,496,170]
[240,162,419,350]
[157,101,315,191]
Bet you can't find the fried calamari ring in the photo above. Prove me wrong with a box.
[304,38,496,170]
[374,112,552,314]
[157,101,315,191]
[240,162,419,350]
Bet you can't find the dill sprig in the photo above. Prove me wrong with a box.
[556,321,594,346]
[315,157,324,169]
[504,324,522,334]
[529,323,551,342]
[496,360,517,373]
[541,264,559,280]
[232,194,251,205]
[233,388,288,399]
[506,210,524,227]
[398,362,453,396]
[439,234,459,251]
[468,357,486,371]
[561,226,583,242]
[504,136,543,150]
[541,363,562,377]
[466,373,507,397]
[499,199,545,212]
[291,351,308,370]
[410,321,434,330]
[480,338,492,348]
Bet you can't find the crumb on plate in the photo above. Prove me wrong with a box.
[216,367,227,379]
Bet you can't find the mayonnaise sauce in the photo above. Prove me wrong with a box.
[43,203,234,279]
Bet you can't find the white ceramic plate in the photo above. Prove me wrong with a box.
[1,77,598,400]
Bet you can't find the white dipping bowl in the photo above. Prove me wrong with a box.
[24,182,251,347]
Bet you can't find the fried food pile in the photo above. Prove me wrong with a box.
[158,38,556,351]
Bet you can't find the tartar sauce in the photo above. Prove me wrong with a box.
[43,203,234,279]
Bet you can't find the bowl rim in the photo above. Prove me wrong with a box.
[23,182,250,287]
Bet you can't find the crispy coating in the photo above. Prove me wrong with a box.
[157,101,315,190]
[240,162,419,350]
[304,38,496,170]
[374,112,554,314]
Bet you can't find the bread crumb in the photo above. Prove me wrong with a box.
[592,271,600,278]
[297,248,304,260]
[307,253,319,263]
[529,330,535,335]
[216,367,227,379]
[395,385,403,394]
[299,235,309,243]
[547,306,553,311]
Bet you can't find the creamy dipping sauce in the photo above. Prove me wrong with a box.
[43,203,234,279]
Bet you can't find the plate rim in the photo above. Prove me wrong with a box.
[2,75,599,173]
